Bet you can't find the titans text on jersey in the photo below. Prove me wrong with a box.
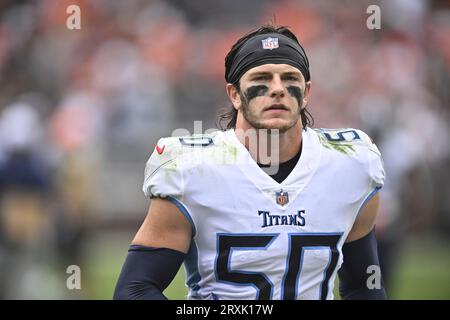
[259,210,306,228]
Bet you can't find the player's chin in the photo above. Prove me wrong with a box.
[257,118,295,132]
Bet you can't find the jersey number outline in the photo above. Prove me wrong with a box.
[215,233,342,300]
[322,129,360,142]
[179,136,214,146]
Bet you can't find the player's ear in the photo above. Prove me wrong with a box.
[226,83,242,110]
[302,81,312,110]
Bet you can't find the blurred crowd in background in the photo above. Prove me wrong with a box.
[0,0,449,299]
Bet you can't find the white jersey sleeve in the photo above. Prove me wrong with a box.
[355,129,385,188]
[142,137,184,199]
[314,127,385,190]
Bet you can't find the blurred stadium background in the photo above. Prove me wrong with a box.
[0,0,449,299]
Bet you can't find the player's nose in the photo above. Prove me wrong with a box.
[269,75,285,99]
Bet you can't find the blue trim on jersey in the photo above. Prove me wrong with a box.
[211,293,219,300]
[214,233,278,300]
[319,248,332,300]
[281,235,291,300]
[281,232,343,300]
[166,196,197,237]
[184,239,201,296]
[356,186,382,219]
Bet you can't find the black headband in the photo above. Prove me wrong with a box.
[226,33,310,84]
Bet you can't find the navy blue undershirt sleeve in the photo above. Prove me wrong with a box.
[338,228,387,300]
[113,245,186,300]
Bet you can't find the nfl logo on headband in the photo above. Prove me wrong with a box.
[262,37,279,50]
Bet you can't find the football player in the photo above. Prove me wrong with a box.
[114,25,386,300]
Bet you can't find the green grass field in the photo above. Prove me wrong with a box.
[84,233,450,300]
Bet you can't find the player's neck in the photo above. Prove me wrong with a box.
[234,124,303,165]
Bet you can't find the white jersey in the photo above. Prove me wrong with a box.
[142,127,385,300]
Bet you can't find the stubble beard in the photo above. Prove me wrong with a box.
[239,93,301,134]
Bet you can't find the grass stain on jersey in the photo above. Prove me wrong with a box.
[222,142,238,164]
[317,133,356,155]
[163,161,178,184]
[208,140,238,165]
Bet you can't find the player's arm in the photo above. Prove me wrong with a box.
[113,198,192,300]
[338,193,387,300]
